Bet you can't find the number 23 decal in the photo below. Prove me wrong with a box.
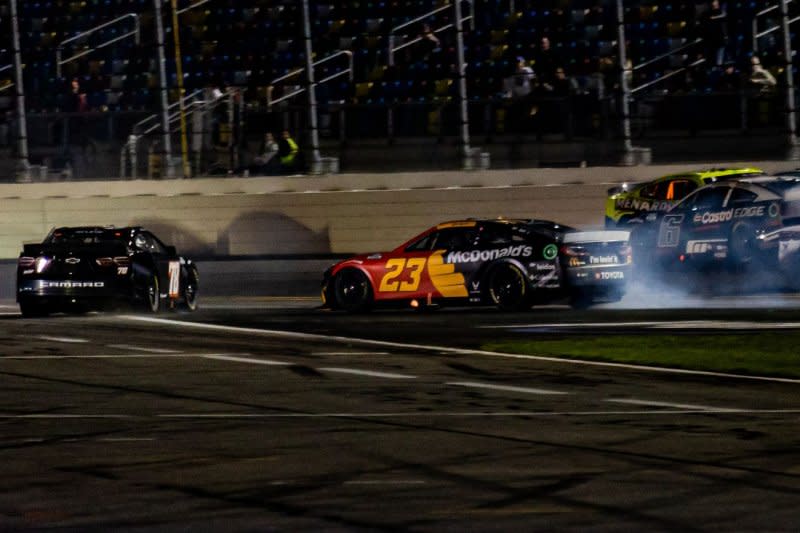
[379,258,427,292]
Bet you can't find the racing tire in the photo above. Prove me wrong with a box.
[728,222,758,266]
[144,274,161,314]
[333,268,373,313]
[19,300,49,318]
[487,263,530,311]
[182,266,199,312]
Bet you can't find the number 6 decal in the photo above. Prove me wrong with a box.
[379,257,427,292]
[658,214,683,248]
[168,261,181,298]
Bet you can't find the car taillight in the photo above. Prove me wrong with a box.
[96,257,114,267]
[618,244,633,264]
[18,256,35,268]
[113,256,130,266]
[560,245,589,267]
[34,256,51,273]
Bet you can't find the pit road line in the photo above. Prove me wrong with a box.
[319,367,417,379]
[605,398,740,412]
[35,335,89,343]
[447,381,569,395]
[202,354,291,366]
[120,316,800,385]
[107,344,183,354]
[0,353,248,360]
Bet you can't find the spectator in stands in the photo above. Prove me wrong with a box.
[251,132,280,175]
[700,0,729,67]
[418,23,441,63]
[710,61,742,92]
[66,77,88,113]
[278,130,300,174]
[537,66,579,137]
[549,67,579,97]
[503,56,536,134]
[748,56,777,94]
[534,36,560,88]
[503,56,535,99]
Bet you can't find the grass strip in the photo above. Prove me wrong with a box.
[483,332,800,378]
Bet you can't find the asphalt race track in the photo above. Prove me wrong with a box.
[1,296,800,531]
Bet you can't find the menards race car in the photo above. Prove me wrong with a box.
[321,219,632,312]
[17,226,199,317]
[605,167,764,227]
[630,176,800,289]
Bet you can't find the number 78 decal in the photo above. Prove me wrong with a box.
[379,257,427,292]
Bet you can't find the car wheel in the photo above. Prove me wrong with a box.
[729,222,757,266]
[19,300,48,318]
[333,268,373,313]
[487,263,530,311]
[144,275,160,313]
[182,266,199,311]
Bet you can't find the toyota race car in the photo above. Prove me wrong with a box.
[605,167,764,227]
[17,226,199,316]
[630,176,800,289]
[321,219,632,312]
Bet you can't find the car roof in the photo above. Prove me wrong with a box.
[737,176,800,196]
[658,167,764,180]
[46,226,143,242]
[51,226,140,233]
[683,177,800,200]
[435,218,572,230]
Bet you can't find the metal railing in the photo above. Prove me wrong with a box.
[753,1,799,53]
[387,1,474,66]
[121,88,239,179]
[56,13,140,78]
[632,58,707,95]
[175,0,211,15]
[267,50,354,108]
[632,38,702,73]
[133,89,204,136]
[0,63,12,92]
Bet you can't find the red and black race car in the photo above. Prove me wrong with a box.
[321,219,632,312]
[16,226,199,317]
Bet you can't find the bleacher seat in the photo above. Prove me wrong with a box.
[0,0,787,115]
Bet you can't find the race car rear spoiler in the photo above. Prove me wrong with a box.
[22,242,129,257]
[564,230,630,244]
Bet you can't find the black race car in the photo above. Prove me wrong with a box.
[322,218,632,312]
[17,226,199,316]
[630,176,800,290]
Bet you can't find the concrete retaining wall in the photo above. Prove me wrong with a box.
[0,161,793,259]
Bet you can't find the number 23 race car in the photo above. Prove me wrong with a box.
[17,226,199,317]
[322,219,632,312]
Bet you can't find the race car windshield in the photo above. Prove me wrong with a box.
[46,229,126,246]
[525,221,574,240]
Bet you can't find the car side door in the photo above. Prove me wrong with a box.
[134,231,181,300]
[659,185,731,260]
[393,226,479,300]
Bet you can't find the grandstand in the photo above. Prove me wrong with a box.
[0,0,799,180]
